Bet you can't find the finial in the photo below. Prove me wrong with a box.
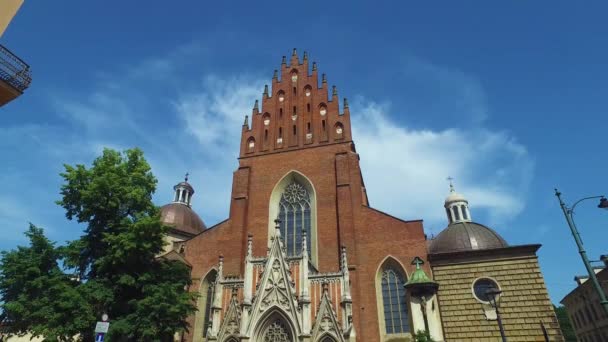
[243,115,249,126]
[263,84,269,96]
[247,234,253,256]
[411,256,424,270]
[301,229,308,254]
[253,100,259,111]
[332,85,337,97]
[303,51,308,61]
[184,172,189,182]
[292,48,297,57]
[447,176,455,193]
[341,245,348,272]
[282,56,286,65]
[312,62,317,71]
[273,69,278,79]
[343,98,349,109]
[322,73,327,83]
[231,287,238,298]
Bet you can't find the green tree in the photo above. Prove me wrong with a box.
[554,305,576,342]
[1,148,196,342]
[0,224,92,341]
[57,148,196,341]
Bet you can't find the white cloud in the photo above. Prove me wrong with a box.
[175,75,264,155]
[352,99,533,230]
[2,43,533,248]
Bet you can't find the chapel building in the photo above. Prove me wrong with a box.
[159,50,563,342]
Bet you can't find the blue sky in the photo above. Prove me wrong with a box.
[2,1,608,304]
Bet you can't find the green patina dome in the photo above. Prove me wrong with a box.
[404,257,438,295]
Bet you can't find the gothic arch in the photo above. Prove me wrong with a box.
[192,268,218,342]
[268,170,318,265]
[252,308,297,342]
[375,256,412,341]
[318,334,338,342]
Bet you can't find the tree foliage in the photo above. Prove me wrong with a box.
[554,305,577,342]
[0,224,92,341]
[1,148,196,341]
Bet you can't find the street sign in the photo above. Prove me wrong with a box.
[95,333,104,342]
[94,321,109,333]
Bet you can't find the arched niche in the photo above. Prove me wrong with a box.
[268,171,318,265]
[318,333,338,342]
[253,309,297,342]
[192,268,218,342]
[374,256,412,341]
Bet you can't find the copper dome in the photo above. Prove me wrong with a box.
[160,202,206,236]
[428,221,508,255]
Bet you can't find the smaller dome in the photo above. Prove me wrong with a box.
[429,221,508,254]
[160,203,206,236]
[445,191,467,204]
[174,181,194,194]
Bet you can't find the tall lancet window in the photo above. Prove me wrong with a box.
[278,182,311,256]
[381,267,410,334]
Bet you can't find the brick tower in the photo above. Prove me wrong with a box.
[181,50,442,342]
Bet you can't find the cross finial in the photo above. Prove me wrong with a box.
[185,172,189,182]
[411,256,424,270]
[447,176,455,192]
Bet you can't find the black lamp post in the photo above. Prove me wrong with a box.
[555,189,608,315]
[485,289,507,342]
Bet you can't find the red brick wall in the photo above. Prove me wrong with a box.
[182,53,430,342]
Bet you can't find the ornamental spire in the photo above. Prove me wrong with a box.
[173,174,195,206]
[444,177,472,224]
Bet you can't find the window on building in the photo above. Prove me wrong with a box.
[591,303,599,320]
[461,205,468,220]
[193,270,217,339]
[453,206,461,221]
[319,104,327,116]
[473,278,500,303]
[278,182,311,256]
[334,123,344,139]
[262,319,291,342]
[263,113,271,126]
[381,267,410,334]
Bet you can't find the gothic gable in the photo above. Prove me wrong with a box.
[311,286,344,342]
[217,289,241,341]
[244,227,302,336]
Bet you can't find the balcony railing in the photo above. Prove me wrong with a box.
[0,44,31,92]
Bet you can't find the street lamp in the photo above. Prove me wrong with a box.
[485,289,507,342]
[554,189,608,315]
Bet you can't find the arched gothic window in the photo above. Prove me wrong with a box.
[381,268,410,334]
[278,182,311,256]
[263,319,292,342]
[193,270,217,339]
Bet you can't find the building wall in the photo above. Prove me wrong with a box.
[432,255,563,342]
[561,268,608,342]
[0,0,23,37]
[183,134,431,341]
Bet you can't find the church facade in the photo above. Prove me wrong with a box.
[159,50,563,342]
